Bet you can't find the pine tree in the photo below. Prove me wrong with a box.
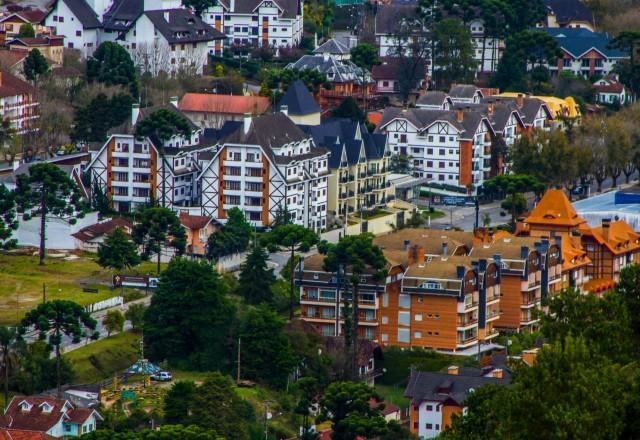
[23,49,49,85]
[237,245,275,304]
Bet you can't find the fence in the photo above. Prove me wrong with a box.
[85,296,123,313]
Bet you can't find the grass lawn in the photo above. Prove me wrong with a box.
[376,384,409,409]
[64,331,141,384]
[422,209,446,220]
[0,252,159,324]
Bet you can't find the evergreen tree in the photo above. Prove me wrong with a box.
[132,207,186,273]
[72,93,134,143]
[87,42,139,97]
[97,227,140,272]
[23,49,49,85]
[432,18,475,88]
[124,304,146,332]
[103,310,125,336]
[237,245,275,304]
[206,207,252,261]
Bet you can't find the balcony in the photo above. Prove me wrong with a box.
[301,292,336,303]
[483,328,500,339]
[457,317,478,329]
[485,309,501,321]
[521,293,540,308]
[456,335,478,347]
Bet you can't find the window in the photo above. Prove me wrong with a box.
[382,292,389,307]
[400,134,407,143]
[414,331,422,338]
[415,313,422,321]
[381,316,389,324]
[436,424,440,430]
[426,423,433,429]
[59,16,64,22]
[398,328,410,343]
[398,311,410,326]
[581,59,590,67]
[427,161,433,167]
[439,136,445,143]
[65,425,71,432]
[439,162,445,168]
[428,136,433,142]
[76,30,82,36]
[427,148,433,154]
[439,175,445,181]
[563,58,571,67]
[439,149,445,155]
[381,333,388,342]
[399,294,410,308]
[426,404,433,411]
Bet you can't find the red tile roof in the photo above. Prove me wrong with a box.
[2,396,68,432]
[0,70,35,98]
[0,429,54,440]
[524,189,587,228]
[594,81,624,94]
[179,212,212,230]
[0,51,28,68]
[178,93,270,115]
[71,218,133,242]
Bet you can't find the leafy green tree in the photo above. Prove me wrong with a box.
[331,97,365,122]
[164,380,198,424]
[266,223,318,319]
[103,309,125,336]
[182,0,217,16]
[616,264,640,340]
[206,207,252,261]
[350,44,380,71]
[83,425,224,440]
[320,381,387,440]
[481,174,544,227]
[18,23,35,38]
[433,18,475,88]
[266,68,331,94]
[11,340,74,396]
[237,245,275,305]
[23,48,49,84]
[319,234,386,379]
[239,306,295,388]
[14,163,86,265]
[135,108,192,145]
[0,327,17,409]
[389,154,413,174]
[87,42,139,97]
[72,93,134,142]
[91,181,113,215]
[124,303,146,331]
[132,207,186,273]
[440,385,508,440]
[0,185,17,250]
[20,300,98,396]
[98,227,140,273]
[541,288,635,362]
[144,259,235,370]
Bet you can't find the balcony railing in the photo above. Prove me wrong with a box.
[457,318,478,327]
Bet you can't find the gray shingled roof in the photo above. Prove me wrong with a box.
[277,80,320,116]
[287,55,370,84]
[404,370,510,406]
[377,107,487,140]
[218,0,300,19]
[48,0,101,29]
[449,84,482,99]
[314,38,350,55]
[102,0,144,32]
[416,91,451,107]
[544,0,595,27]
[144,9,224,44]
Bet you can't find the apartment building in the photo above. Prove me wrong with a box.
[44,0,103,55]
[377,106,495,190]
[405,368,509,439]
[0,71,39,134]
[198,111,330,231]
[86,103,204,212]
[300,118,390,224]
[468,18,503,73]
[202,0,303,56]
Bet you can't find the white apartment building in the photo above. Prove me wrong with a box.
[86,103,205,212]
[44,0,103,56]
[468,18,503,73]
[203,0,303,56]
[198,112,330,231]
[0,71,39,135]
[377,107,495,190]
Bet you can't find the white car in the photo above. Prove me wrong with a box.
[150,371,172,381]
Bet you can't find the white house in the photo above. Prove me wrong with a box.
[594,75,630,105]
[44,0,102,56]
[202,0,304,56]
[198,111,330,231]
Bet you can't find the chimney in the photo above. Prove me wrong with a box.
[456,108,464,123]
[602,218,611,241]
[0,71,3,86]
[243,113,252,134]
[131,103,140,125]
[447,366,459,375]
[516,93,524,108]
[522,348,539,366]
[170,96,178,108]
[491,368,503,379]
[487,102,494,115]
[408,245,425,265]
[230,0,235,11]
[442,241,448,257]
[281,104,288,116]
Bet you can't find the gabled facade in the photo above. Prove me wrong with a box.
[300,118,390,224]
[0,70,39,135]
[86,103,204,212]
[202,0,303,56]
[44,0,102,56]
[541,0,596,32]
[0,9,50,38]
[593,75,630,105]
[1,395,102,437]
[6,36,65,68]
[198,112,330,231]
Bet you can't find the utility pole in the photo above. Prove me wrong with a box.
[236,337,241,383]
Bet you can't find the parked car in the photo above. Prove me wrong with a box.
[150,371,172,381]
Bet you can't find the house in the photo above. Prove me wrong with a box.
[44,0,102,56]
[41,384,101,409]
[202,0,304,56]
[86,102,205,213]
[0,50,29,76]
[377,106,495,191]
[5,36,65,67]
[370,399,401,422]
[118,7,224,75]
[416,91,453,110]
[448,84,483,104]
[372,58,428,98]
[300,118,389,225]
[179,211,218,256]
[178,93,271,129]
[374,3,425,58]
[286,54,374,111]
[404,368,509,439]
[468,18,504,73]
[71,217,133,252]
[541,0,596,31]
[593,75,630,105]
[0,9,50,39]
[0,70,39,134]
[313,38,351,61]
[0,395,102,437]
[539,27,629,78]
[278,79,321,126]
[198,111,330,231]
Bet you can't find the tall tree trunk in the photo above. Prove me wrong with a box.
[480,36,486,74]
[157,242,162,274]
[39,188,46,266]
[55,328,61,398]
[289,246,295,321]
[3,349,8,410]
[351,282,359,381]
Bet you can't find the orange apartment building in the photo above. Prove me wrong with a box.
[518,188,640,294]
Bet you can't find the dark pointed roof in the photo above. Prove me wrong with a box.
[102,0,144,32]
[277,80,320,116]
[313,38,350,55]
[144,9,224,44]
[544,0,595,27]
[47,0,101,29]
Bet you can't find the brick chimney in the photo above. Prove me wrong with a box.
[516,93,524,108]
[408,244,425,265]
[601,218,611,241]
[447,366,459,375]
[0,71,3,87]
[456,108,464,123]
[491,368,503,379]
[487,102,494,115]
[522,348,539,366]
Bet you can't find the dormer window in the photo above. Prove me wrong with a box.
[19,401,32,412]
[40,402,53,413]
